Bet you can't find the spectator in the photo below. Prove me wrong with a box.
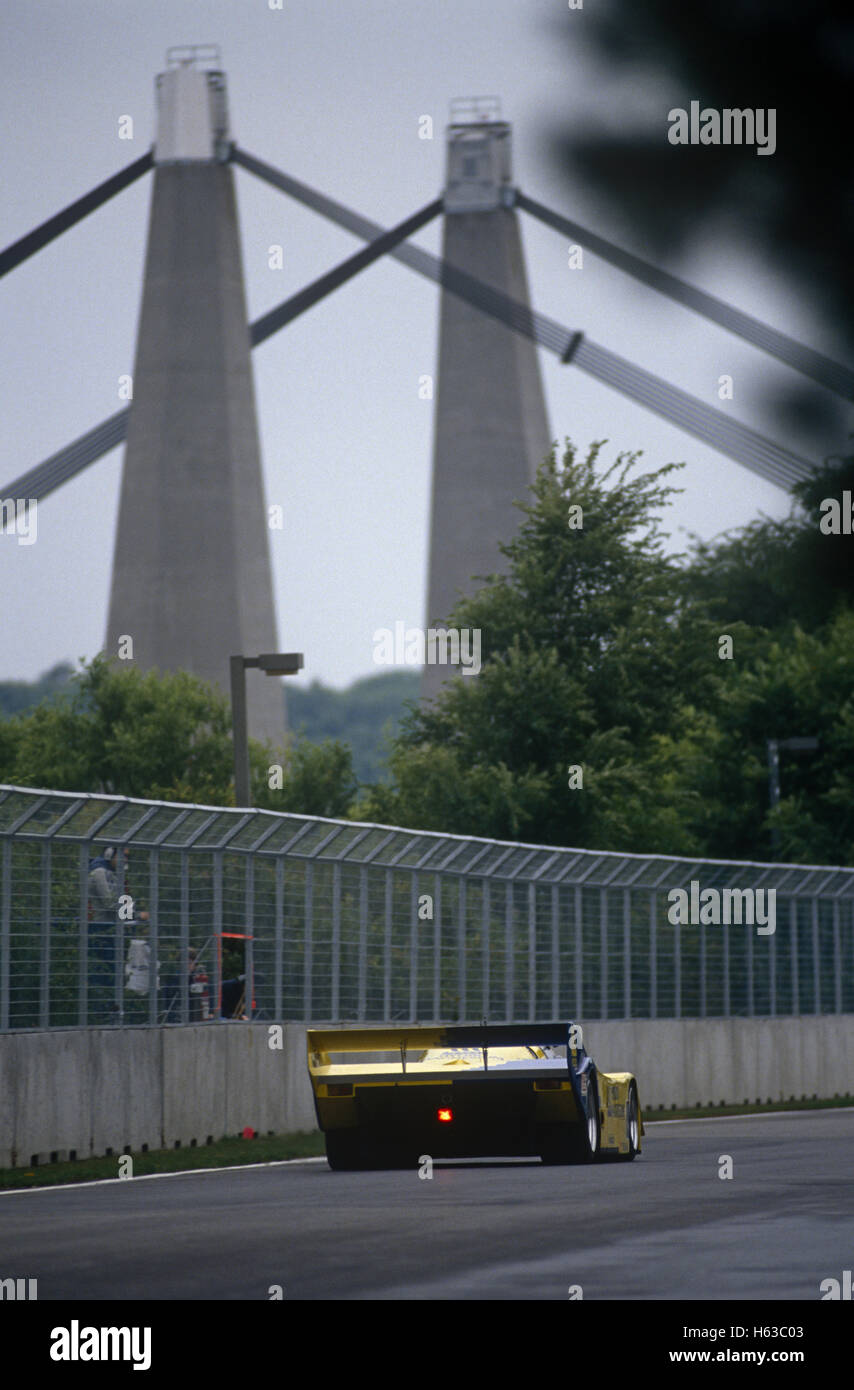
[87,847,147,1023]
[87,846,121,1022]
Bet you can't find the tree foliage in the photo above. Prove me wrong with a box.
[0,655,357,816]
[361,442,721,850]
[363,442,854,865]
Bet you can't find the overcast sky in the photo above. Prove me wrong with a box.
[0,0,835,691]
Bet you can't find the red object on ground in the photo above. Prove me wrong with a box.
[242,1126,256,1139]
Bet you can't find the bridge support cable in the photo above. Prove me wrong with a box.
[516,191,854,401]
[0,152,154,280]
[233,145,561,343]
[250,197,442,346]
[233,146,816,489]
[572,339,808,491]
[3,203,441,501]
[4,410,131,503]
[6,157,817,502]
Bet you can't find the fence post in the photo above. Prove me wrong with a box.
[245,853,255,1019]
[504,881,514,1023]
[812,899,821,1014]
[409,871,418,1022]
[656,889,662,1023]
[433,872,442,1020]
[600,887,608,1022]
[115,851,127,1026]
[383,870,393,1020]
[574,885,583,1020]
[39,842,51,1028]
[833,900,841,1015]
[78,845,89,1026]
[790,898,800,1014]
[623,888,631,1021]
[213,850,223,1021]
[482,879,491,1022]
[747,913,755,1018]
[1,839,11,1031]
[274,856,284,1021]
[148,848,159,1026]
[527,882,536,1022]
[551,884,559,1020]
[331,862,341,1020]
[674,909,681,1021]
[303,862,313,1022]
[458,878,467,1022]
[769,906,777,1018]
[358,865,368,1021]
[179,851,190,1024]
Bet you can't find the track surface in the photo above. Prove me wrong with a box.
[2,1111,852,1300]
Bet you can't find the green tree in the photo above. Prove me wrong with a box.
[287,670,419,782]
[650,611,854,865]
[0,655,235,802]
[0,661,74,717]
[682,453,854,635]
[0,655,360,816]
[361,442,721,850]
[253,736,359,819]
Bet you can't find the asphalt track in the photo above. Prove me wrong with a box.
[2,1110,852,1300]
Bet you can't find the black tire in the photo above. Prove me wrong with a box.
[620,1081,640,1162]
[574,1078,601,1163]
[539,1079,600,1165]
[325,1129,364,1171]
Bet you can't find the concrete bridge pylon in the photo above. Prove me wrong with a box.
[106,48,284,743]
[422,98,552,704]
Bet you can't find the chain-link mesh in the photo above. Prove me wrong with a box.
[1,786,852,1029]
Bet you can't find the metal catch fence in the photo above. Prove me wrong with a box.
[1,784,852,1029]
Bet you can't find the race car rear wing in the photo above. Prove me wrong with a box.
[307,1021,585,1079]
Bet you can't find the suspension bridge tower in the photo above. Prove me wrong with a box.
[105,48,284,743]
[422,99,551,702]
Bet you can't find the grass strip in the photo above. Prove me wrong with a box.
[0,1130,326,1190]
[644,1094,854,1123]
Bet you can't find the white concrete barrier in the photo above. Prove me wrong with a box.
[583,1016,854,1111]
[1,1017,852,1168]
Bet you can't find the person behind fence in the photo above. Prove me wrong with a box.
[87,846,121,1020]
[87,847,147,1022]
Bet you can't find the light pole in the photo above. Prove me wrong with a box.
[766,736,819,852]
[230,652,304,807]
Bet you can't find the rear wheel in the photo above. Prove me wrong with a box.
[325,1129,365,1171]
[539,1080,600,1165]
[620,1082,640,1162]
[577,1078,601,1162]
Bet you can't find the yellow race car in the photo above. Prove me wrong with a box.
[307,1021,642,1170]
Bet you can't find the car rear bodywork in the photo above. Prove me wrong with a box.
[307,1021,643,1169]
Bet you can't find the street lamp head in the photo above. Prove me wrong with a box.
[257,652,304,675]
